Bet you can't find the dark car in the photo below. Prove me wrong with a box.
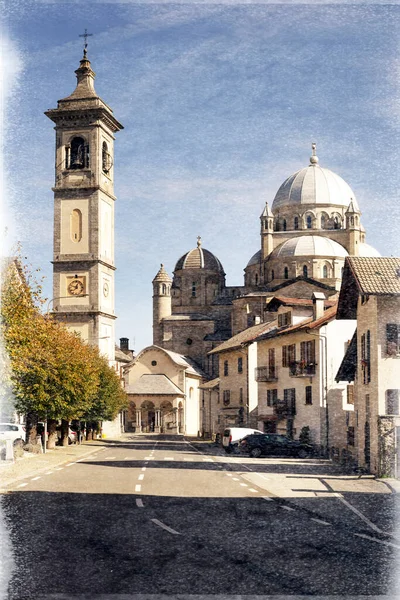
[240,433,313,458]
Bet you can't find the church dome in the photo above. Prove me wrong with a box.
[246,250,261,267]
[272,145,359,212]
[174,238,225,273]
[270,235,349,259]
[359,242,381,258]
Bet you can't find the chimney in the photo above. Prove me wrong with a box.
[254,316,261,325]
[120,337,129,351]
[312,292,325,321]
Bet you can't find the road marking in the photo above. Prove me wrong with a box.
[65,463,75,467]
[311,518,331,526]
[138,474,144,481]
[135,485,141,492]
[136,499,144,508]
[248,488,258,493]
[232,477,239,481]
[151,519,181,536]
[45,471,53,475]
[262,496,274,501]
[281,506,296,511]
[226,473,232,477]
[141,467,146,471]
[240,483,248,487]
[55,468,63,471]
[355,533,400,549]
[337,495,385,534]
[17,483,28,488]
[31,477,41,481]
[164,457,174,461]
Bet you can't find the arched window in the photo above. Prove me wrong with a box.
[271,269,275,280]
[334,216,341,229]
[321,214,326,229]
[70,209,82,243]
[355,216,358,225]
[255,274,258,285]
[283,219,287,231]
[323,265,328,278]
[306,215,312,229]
[102,141,111,173]
[284,267,289,279]
[274,220,280,232]
[68,137,89,169]
[264,220,268,230]
[162,284,166,294]
[294,217,299,230]
[303,265,308,278]
[191,282,197,297]
[350,216,354,226]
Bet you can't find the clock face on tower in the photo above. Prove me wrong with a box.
[68,279,85,296]
[103,282,109,297]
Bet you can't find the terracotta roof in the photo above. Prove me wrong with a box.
[267,296,336,309]
[208,319,277,355]
[127,374,184,396]
[199,378,220,390]
[346,257,400,295]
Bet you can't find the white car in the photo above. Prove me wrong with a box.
[222,427,263,453]
[0,423,26,445]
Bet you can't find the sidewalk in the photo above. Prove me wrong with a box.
[378,477,400,493]
[0,440,108,491]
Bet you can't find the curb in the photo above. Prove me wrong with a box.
[377,478,400,494]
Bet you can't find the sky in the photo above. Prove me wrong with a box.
[2,1,400,352]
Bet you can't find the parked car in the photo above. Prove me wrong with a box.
[222,427,264,453]
[56,425,77,445]
[240,433,314,458]
[0,423,26,445]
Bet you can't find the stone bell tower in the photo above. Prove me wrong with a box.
[45,46,123,362]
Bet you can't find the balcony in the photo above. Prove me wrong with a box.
[255,366,278,382]
[289,361,316,377]
[275,399,296,418]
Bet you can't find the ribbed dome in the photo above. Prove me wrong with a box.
[270,236,349,259]
[272,163,359,212]
[175,241,224,273]
[247,250,261,267]
[359,243,381,258]
[152,264,172,284]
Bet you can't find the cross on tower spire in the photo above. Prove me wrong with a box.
[79,28,93,57]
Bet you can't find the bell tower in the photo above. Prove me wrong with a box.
[45,47,123,361]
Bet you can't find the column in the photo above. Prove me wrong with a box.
[135,410,142,433]
[155,409,161,433]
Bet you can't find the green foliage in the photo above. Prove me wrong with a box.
[1,253,127,423]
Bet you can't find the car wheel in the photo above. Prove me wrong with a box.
[250,447,262,458]
[298,448,308,459]
[224,447,232,454]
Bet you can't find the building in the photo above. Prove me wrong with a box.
[336,257,400,476]
[124,346,205,435]
[152,145,380,381]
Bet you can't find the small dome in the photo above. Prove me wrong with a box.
[359,243,381,258]
[247,250,261,267]
[270,236,349,259]
[272,155,359,212]
[152,264,172,284]
[175,239,224,273]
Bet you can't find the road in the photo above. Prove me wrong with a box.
[1,434,399,599]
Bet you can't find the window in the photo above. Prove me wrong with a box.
[67,136,89,169]
[186,338,193,346]
[306,215,312,229]
[271,269,275,280]
[300,340,315,368]
[283,219,287,231]
[294,216,299,230]
[361,330,371,384]
[223,390,230,406]
[347,426,355,446]
[288,344,296,365]
[283,388,296,414]
[191,282,197,297]
[284,267,289,279]
[268,348,276,378]
[282,345,288,367]
[347,385,354,405]
[386,324,400,356]
[223,360,228,376]
[386,390,399,415]
[278,312,291,327]
[255,274,258,285]
[321,214,326,229]
[237,357,243,373]
[323,265,328,278]
[239,388,243,404]
[151,361,157,366]
[102,141,111,173]
[305,386,312,405]
[267,389,278,407]
[70,209,82,243]
[303,265,308,278]
[334,216,341,229]
[365,394,370,419]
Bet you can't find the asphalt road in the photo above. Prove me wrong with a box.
[2,434,399,599]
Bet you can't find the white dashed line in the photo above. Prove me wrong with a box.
[282,506,296,511]
[248,488,258,493]
[240,483,248,487]
[135,485,141,492]
[226,473,232,477]
[232,478,239,481]
[141,467,146,471]
[355,533,400,549]
[151,519,181,536]
[311,518,331,526]
[337,495,385,535]
[31,477,41,481]
[65,463,75,467]
[262,496,274,501]
[17,483,28,488]
[138,474,144,481]
[136,498,144,508]
[54,468,63,471]
[45,471,53,475]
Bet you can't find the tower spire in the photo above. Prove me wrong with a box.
[310,142,319,165]
[79,28,93,58]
